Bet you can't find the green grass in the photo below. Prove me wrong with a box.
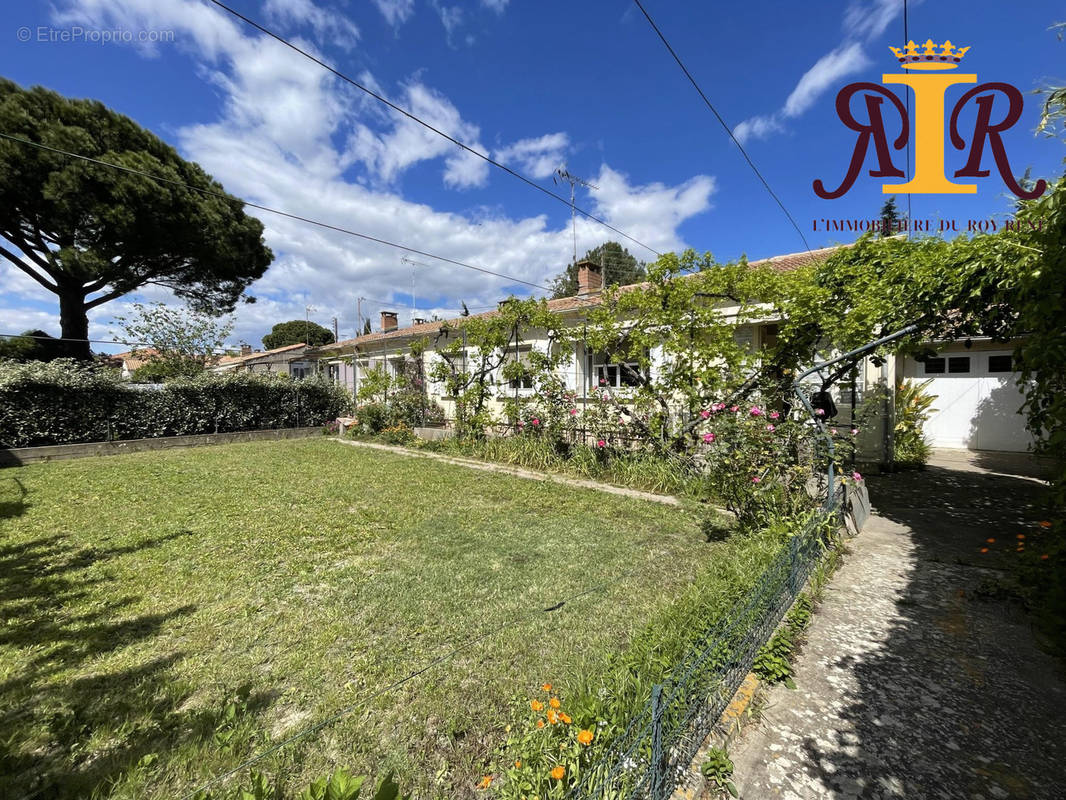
[0,438,758,799]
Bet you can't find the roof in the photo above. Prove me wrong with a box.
[214,342,308,368]
[112,348,160,370]
[314,243,849,355]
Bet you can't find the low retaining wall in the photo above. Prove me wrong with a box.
[0,427,324,466]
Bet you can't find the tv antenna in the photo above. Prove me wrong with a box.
[554,166,598,267]
[401,254,432,322]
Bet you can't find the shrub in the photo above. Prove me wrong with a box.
[894,378,937,468]
[0,359,352,447]
[351,402,388,435]
[379,423,414,445]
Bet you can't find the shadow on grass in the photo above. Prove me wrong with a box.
[0,528,275,799]
[791,464,1066,798]
[0,477,28,520]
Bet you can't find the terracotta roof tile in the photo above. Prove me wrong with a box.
[314,243,849,353]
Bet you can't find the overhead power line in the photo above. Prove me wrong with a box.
[205,0,662,259]
[630,0,812,253]
[0,133,551,292]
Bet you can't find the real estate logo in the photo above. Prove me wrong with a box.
[813,39,1046,200]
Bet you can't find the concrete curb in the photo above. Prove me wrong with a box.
[332,436,736,513]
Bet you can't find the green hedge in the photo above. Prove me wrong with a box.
[0,359,353,447]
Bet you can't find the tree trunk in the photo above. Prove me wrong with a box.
[58,288,92,360]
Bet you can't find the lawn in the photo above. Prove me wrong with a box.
[0,438,750,799]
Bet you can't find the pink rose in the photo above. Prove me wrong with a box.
[700,409,710,419]
[569,408,578,416]
[596,439,606,448]
[851,428,859,435]
[730,405,739,413]
[852,471,863,481]
[830,428,838,435]
[602,393,610,401]
[750,406,763,417]
[531,418,539,426]
[751,476,761,484]
[766,424,775,432]
[815,408,825,416]
[703,432,715,443]
[599,378,606,386]
[769,411,780,420]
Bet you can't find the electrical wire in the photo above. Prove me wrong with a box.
[630,0,812,253]
[0,133,553,293]
[205,0,663,259]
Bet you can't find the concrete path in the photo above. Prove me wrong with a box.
[331,437,692,507]
[730,452,1066,800]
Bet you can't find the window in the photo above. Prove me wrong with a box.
[924,357,946,375]
[761,324,780,350]
[328,364,341,383]
[988,355,1013,373]
[291,365,311,379]
[501,347,534,390]
[948,356,970,374]
[589,351,646,389]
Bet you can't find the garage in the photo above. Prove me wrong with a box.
[899,348,1033,452]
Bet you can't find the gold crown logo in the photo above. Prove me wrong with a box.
[889,39,970,70]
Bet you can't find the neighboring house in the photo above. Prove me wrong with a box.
[110,348,161,379]
[312,245,1035,457]
[211,343,315,377]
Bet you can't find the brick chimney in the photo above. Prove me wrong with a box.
[576,259,603,296]
[240,343,252,356]
[380,311,398,332]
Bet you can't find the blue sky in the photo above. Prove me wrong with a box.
[1,0,1064,350]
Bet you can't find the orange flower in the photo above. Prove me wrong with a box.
[514,760,522,769]
[559,712,572,724]
[547,709,559,724]
[1039,521,1052,528]
[550,766,565,781]
[536,719,545,729]
[549,697,561,709]
[478,776,493,789]
[1041,554,1050,560]
[979,547,989,553]
[986,538,996,544]
[542,682,553,691]
[1017,533,1026,540]
[530,699,544,712]
[577,729,595,745]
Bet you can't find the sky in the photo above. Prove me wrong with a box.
[1,0,1064,352]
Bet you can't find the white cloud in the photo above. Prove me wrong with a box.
[11,0,716,348]
[733,0,913,145]
[495,133,569,179]
[843,0,918,41]
[590,166,716,255]
[783,42,870,118]
[264,0,360,50]
[346,82,490,188]
[733,114,784,145]
[372,0,415,28]
[481,0,510,12]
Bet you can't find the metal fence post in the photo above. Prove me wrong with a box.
[650,683,665,800]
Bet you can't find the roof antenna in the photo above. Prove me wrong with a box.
[554,166,598,267]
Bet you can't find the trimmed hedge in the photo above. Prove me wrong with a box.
[0,359,353,447]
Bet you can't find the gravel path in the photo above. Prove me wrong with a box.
[730,453,1066,800]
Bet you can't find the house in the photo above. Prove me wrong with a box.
[312,245,1036,458]
[110,348,161,379]
[211,342,315,377]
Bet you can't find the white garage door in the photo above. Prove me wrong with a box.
[901,351,1033,452]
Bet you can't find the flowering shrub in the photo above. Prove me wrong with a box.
[694,403,821,528]
[496,683,603,799]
